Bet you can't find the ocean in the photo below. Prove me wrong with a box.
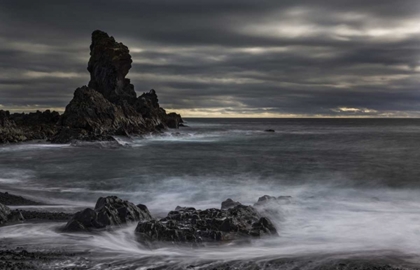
[1,118,420,269]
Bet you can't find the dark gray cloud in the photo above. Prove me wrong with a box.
[0,0,419,116]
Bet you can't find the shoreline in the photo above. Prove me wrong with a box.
[0,191,419,269]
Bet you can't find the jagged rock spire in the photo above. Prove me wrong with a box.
[87,30,136,104]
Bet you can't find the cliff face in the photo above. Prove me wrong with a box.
[0,30,182,144]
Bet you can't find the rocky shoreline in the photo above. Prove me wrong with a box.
[0,191,417,269]
[0,30,183,144]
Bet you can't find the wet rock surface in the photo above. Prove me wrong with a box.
[135,204,277,244]
[63,196,152,232]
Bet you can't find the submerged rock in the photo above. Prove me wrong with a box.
[135,204,277,244]
[63,196,152,232]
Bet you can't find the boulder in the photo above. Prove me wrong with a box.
[63,196,152,232]
[135,204,277,244]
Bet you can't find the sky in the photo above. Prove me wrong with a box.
[0,0,420,117]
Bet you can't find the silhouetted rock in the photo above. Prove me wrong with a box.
[264,129,275,132]
[221,198,241,210]
[135,204,277,244]
[88,30,136,104]
[165,112,183,129]
[63,196,152,232]
[51,30,181,143]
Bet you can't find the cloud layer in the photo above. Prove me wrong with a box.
[1,0,419,117]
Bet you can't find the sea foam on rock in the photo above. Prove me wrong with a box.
[63,196,152,232]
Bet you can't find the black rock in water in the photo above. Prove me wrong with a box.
[135,204,277,244]
[63,196,152,232]
[264,129,275,132]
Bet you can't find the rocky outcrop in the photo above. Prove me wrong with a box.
[51,30,182,143]
[63,196,152,232]
[0,110,59,143]
[135,204,277,244]
[1,30,182,144]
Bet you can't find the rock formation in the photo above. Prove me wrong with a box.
[0,30,182,144]
[135,204,277,244]
[0,110,59,143]
[63,196,152,232]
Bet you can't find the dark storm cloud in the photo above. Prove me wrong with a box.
[0,0,419,116]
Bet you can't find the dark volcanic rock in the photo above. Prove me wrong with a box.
[51,30,182,143]
[221,198,241,210]
[165,112,183,129]
[1,30,182,144]
[51,86,146,143]
[88,30,136,104]
[63,196,152,232]
[135,204,277,244]
[0,110,59,143]
[0,191,42,206]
